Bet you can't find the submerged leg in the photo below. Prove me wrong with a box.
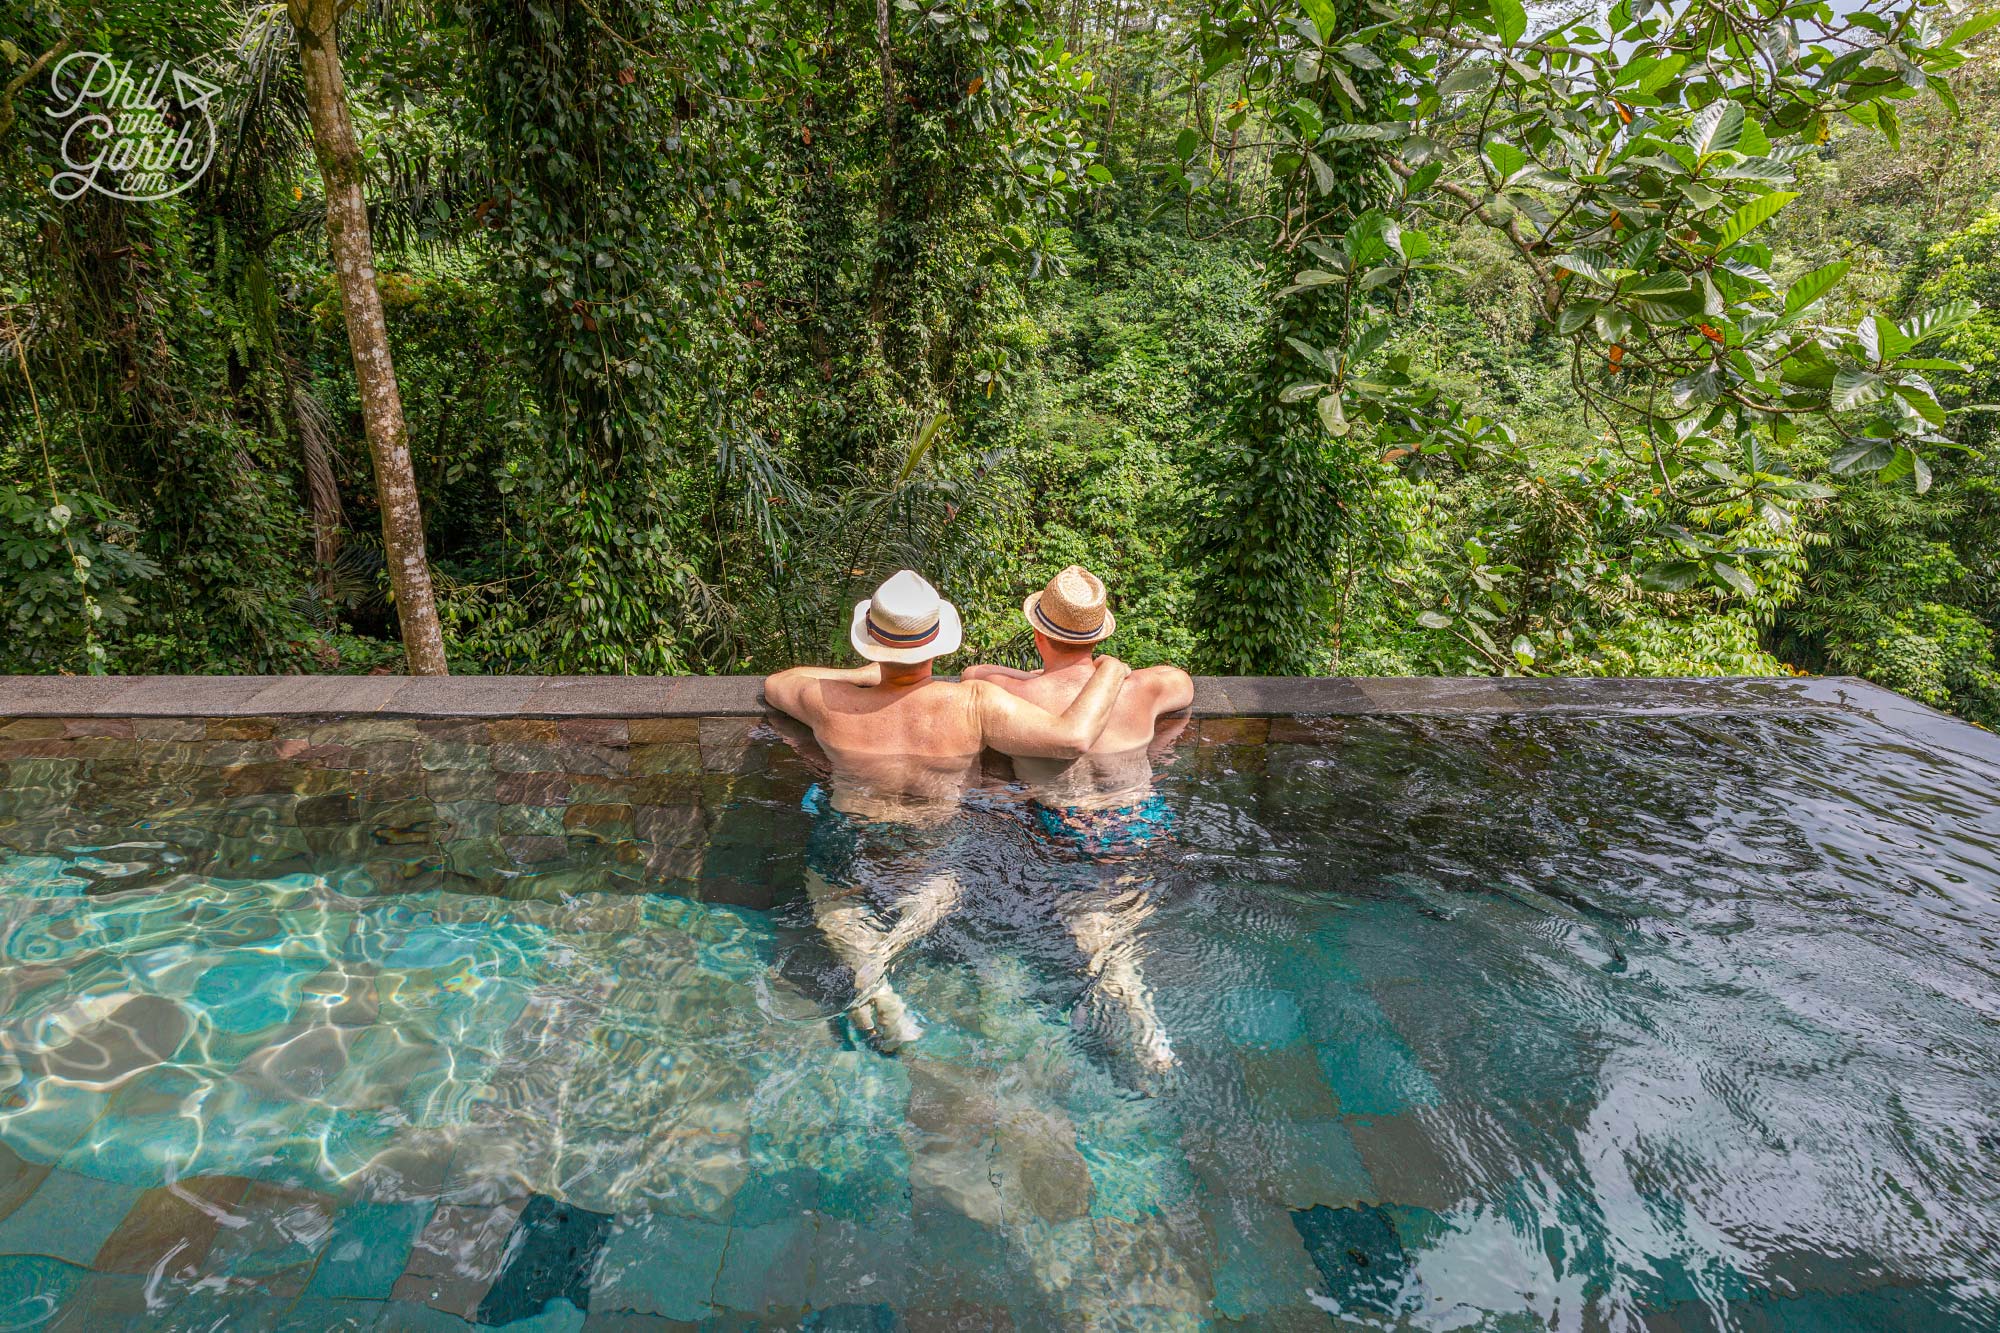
[1062,878,1176,1072]
[805,866,963,1052]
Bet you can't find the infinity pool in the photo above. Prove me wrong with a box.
[0,698,1995,1330]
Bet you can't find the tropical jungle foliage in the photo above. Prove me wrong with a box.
[3,0,1997,726]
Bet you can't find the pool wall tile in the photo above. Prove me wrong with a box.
[1345,1113,1463,1212]
[1291,1203,1407,1319]
[476,1195,615,1325]
[196,1178,339,1297]
[628,718,700,744]
[0,1255,93,1327]
[591,1214,727,1322]
[307,1199,437,1299]
[92,1173,253,1274]
[0,1145,52,1223]
[45,1270,152,1329]
[806,1217,912,1311]
[0,1169,144,1267]
[710,1218,813,1311]
[901,1303,1013,1331]
[579,1312,702,1332]
[1205,1196,1319,1320]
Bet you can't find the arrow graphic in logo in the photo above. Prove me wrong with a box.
[171,69,221,112]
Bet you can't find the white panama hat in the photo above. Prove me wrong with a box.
[850,569,964,664]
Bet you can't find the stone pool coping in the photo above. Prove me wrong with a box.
[0,670,1967,717]
[2,672,1994,759]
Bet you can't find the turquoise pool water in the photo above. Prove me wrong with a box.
[0,709,1996,1329]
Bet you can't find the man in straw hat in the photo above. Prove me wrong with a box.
[963,564,1194,1072]
[764,569,1132,1050]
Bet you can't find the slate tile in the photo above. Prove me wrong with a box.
[627,719,699,745]
[1238,1042,1340,1120]
[580,1313,701,1332]
[93,1173,254,1274]
[0,1256,93,1325]
[44,1271,151,1329]
[1205,1195,1318,1320]
[1315,1029,1440,1117]
[729,1168,819,1229]
[196,1179,338,1298]
[558,720,628,745]
[591,1213,726,1322]
[475,1194,615,1325]
[0,1169,144,1266]
[631,745,702,777]
[283,1296,389,1329]
[31,992,190,1087]
[806,1217,912,1311]
[487,720,561,743]
[0,1142,52,1224]
[800,1304,901,1332]
[308,1200,437,1299]
[902,1303,1014,1331]
[1290,1202,1406,1319]
[496,773,571,807]
[1346,1112,1463,1212]
[711,1217,812,1311]
[1217,987,1304,1049]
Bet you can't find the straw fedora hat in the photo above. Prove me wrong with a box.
[1023,565,1115,646]
[850,570,964,664]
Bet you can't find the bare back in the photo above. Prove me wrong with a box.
[794,677,984,815]
[974,664,1194,806]
[763,658,1132,819]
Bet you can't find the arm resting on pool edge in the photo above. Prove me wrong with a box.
[762,663,883,723]
[961,663,1036,682]
[1137,664,1195,717]
[973,656,1130,760]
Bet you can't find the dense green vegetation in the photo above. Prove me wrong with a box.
[3,0,1996,727]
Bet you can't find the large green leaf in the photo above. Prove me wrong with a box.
[1831,369,1886,411]
[1783,260,1850,315]
[1829,440,1894,474]
[1709,191,1799,254]
[1947,9,2000,46]
[1897,300,1978,347]
[1485,140,1527,180]
[1491,0,1527,48]
[1687,101,1746,156]
[1637,562,1704,592]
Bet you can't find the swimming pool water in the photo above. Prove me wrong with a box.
[0,708,1996,1329]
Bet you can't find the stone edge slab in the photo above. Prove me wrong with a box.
[0,671,1951,718]
[0,673,1991,755]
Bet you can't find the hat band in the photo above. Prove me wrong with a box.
[1032,602,1104,642]
[867,613,940,648]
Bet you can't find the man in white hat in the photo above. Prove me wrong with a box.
[962,564,1194,1072]
[763,569,1132,1050]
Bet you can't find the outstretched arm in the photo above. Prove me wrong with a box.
[763,663,880,723]
[973,656,1130,760]
[1143,665,1195,716]
[961,663,1037,682]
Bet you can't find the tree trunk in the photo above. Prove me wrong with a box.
[289,0,449,675]
[868,0,897,341]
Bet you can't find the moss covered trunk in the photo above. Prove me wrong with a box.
[290,0,448,675]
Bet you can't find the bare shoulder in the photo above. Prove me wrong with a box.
[1132,664,1195,713]
[762,666,827,722]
